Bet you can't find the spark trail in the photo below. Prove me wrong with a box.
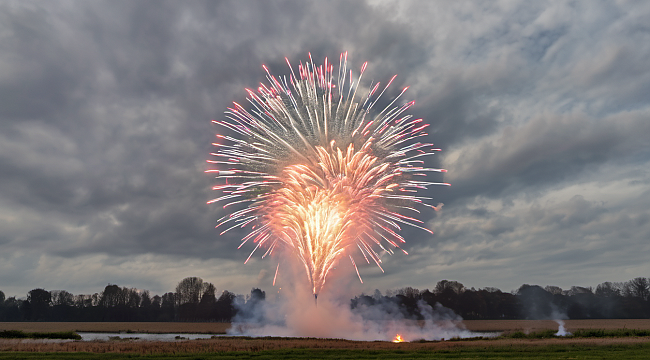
[207,52,448,299]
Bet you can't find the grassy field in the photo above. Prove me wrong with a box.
[2,335,650,352]
[462,319,650,333]
[2,320,650,358]
[1,342,650,359]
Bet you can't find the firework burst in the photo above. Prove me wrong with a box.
[207,52,448,298]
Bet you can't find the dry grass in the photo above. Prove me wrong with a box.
[0,322,230,334]
[2,320,650,354]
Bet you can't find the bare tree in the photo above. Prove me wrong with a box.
[152,295,162,309]
[626,277,650,300]
[126,288,141,308]
[481,287,501,293]
[595,282,621,297]
[396,287,421,299]
[567,286,593,296]
[51,290,74,306]
[200,283,216,304]
[434,280,465,295]
[175,277,204,306]
[140,290,152,308]
[544,286,563,295]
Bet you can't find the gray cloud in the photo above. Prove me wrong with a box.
[0,0,649,298]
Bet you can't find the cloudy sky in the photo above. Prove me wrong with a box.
[1,0,649,299]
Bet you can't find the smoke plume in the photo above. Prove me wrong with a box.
[228,267,490,341]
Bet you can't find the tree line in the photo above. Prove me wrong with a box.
[0,277,256,322]
[1,277,650,321]
[352,278,650,320]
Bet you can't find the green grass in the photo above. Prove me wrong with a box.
[572,328,650,337]
[0,330,81,340]
[501,329,561,339]
[499,328,650,339]
[2,344,650,359]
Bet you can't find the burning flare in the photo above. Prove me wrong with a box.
[393,334,404,343]
[208,52,447,298]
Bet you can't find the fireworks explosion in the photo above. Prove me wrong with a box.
[207,52,447,299]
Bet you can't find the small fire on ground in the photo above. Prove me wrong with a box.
[392,334,404,343]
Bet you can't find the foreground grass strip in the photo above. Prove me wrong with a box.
[2,344,650,359]
[501,328,650,339]
[0,330,81,340]
[572,328,650,337]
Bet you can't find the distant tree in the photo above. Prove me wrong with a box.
[482,287,501,293]
[175,278,218,321]
[100,285,125,308]
[627,277,650,300]
[434,280,465,295]
[51,290,74,306]
[151,295,162,309]
[544,286,563,295]
[126,288,141,308]
[161,292,175,308]
[476,288,510,319]
[249,288,265,302]
[160,292,176,321]
[140,290,152,308]
[91,293,100,307]
[214,290,236,322]
[496,291,519,319]
[137,290,153,321]
[595,282,621,297]
[516,285,553,319]
[396,287,421,299]
[50,290,75,321]
[26,288,52,320]
[175,277,204,306]
[197,284,217,321]
[0,297,22,321]
[74,294,86,308]
[567,286,593,296]
[351,293,376,312]
[458,289,487,319]
[0,290,5,304]
[201,283,217,304]
[420,289,437,307]
[434,280,465,310]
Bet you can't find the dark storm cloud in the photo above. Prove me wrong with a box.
[446,109,650,202]
[1,0,649,297]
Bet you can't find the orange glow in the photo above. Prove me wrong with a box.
[263,142,395,296]
[392,334,404,343]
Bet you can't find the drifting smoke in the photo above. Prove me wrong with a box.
[229,284,490,341]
